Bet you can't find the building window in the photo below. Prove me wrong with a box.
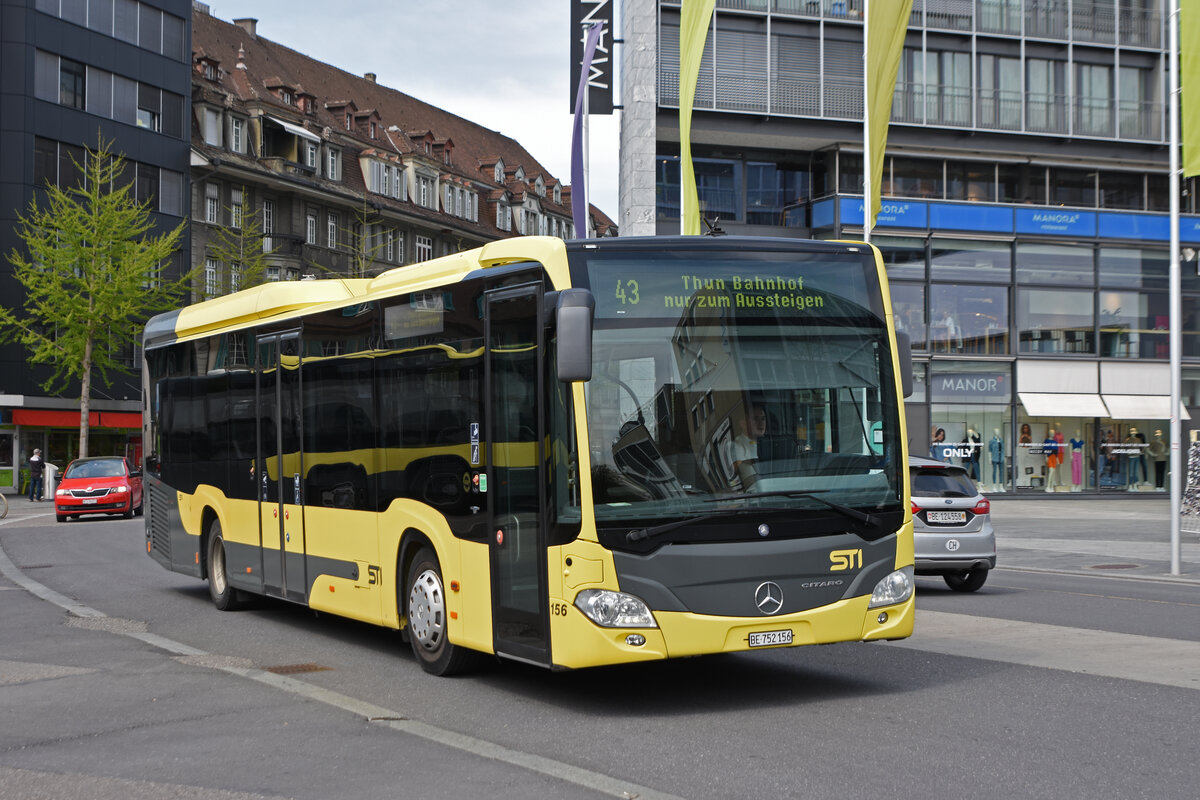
[931,283,1009,355]
[444,184,453,212]
[1016,243,1094,285]
[230,263,242,292]
[267,266,280,281]
[495,163,504,182]
[262,199,275,252]
[205,257,219,296]
[931,239,1012,284]
[370,121,377,139]
[386,229,395,262]
[136,84,161,131]
[1099,290,1170,359]
[59,56,86,109]
[231,117,245,153]
[327,213,338,249]
[1016,288,1095,354]
[306,212,318,244]
[230,188,243,229]
[205,183,220,224]
[415,235,433,262]
[327,148,341,181]
[203,108,222,147]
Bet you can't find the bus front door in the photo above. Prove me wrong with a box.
[258,331,308,603]
[485,285,549,666]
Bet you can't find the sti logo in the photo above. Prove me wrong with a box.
[830,548,863,572]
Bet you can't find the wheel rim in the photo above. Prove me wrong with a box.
[408,568,445,653]
[211,538,227,596]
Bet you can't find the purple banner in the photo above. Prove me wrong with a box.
[571,22,604,239]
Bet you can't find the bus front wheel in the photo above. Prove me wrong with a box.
[405,548,479,676]
[207,519,244,611]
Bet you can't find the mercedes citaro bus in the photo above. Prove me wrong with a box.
[142,235,915,674]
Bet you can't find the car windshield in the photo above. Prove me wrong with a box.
[911,467,977,498]
[569,242,904,539]
[65,459,126,479]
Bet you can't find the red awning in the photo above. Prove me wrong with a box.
[13,409,140,429]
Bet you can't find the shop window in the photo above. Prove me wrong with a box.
[998,163,1047,205]
[929,403,1009,490]
[694,158,741,222]
[1185,296,1200,359]
[1015,418,1093,492]
[1098,247,1168,290]
[1016,287,1095,354]
[931,239,1011,283]
[947,161,996,203]
[1099,291,1169,359]
[1016,243,1094,285]
[1100,172,1145,210]
[891,157,944,200]
[874,236,926,281]
[930,284,1009,355]
[837,152,862,195]
[1095,422,1165,492]
[890,283,926,351]
[1049,167,1097,208]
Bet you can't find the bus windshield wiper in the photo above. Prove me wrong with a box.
[625,507,794,543]
[708,490,880,529]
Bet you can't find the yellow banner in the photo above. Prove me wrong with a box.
[866,0,913,226]
[679,0,716,235]
[1185,0,1200,177]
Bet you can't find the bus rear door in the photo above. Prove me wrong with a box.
[485,285,550,666]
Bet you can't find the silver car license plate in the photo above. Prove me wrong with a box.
[748,629,793,648]
[927,510,966,523]
[82,498,98,505]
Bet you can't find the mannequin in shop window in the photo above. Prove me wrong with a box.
[1148,429,1168,491]
[964,427,982,481]
[1069,431,1084,491]
[1123,428,1144,491]
[1043,428,1061,492]
[933,311,961,353]
[989,428,1004,492]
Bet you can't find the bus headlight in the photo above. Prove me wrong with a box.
[574,589,658,628]
[868,566,914,609]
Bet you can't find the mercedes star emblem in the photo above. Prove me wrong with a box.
[754,581,784,615]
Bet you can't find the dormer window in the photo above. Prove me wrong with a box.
[370,121,377,139]
[494,163,504,183]
[345,113,352,130]
[203,62,217,80]
[554,185,561,204]
[280,89,292,105]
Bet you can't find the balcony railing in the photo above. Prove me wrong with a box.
[1075,97,1114,137]
[977,89,1023,130]
[1119,99,1162,141]
[1026,92,1069,133]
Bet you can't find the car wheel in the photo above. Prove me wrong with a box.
[207,518,245,611]
[123,501,134,519]
[944,567,989,592]
[56,514,67,523]
[406,547,482,676]
[134,498,144,517]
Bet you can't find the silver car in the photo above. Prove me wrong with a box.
[910,456,996,592]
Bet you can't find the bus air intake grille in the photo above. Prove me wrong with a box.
[148,483,171,560]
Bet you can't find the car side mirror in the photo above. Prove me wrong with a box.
[130,470,142,479]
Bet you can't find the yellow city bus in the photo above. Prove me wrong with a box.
[142,235,915,675]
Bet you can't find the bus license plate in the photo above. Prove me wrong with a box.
[748,629,793,648]
[927,510,966,523]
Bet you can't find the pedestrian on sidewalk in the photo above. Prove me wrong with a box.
[28,449,44,502]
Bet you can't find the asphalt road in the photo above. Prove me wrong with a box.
[2,507,1198,799]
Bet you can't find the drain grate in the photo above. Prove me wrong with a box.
[264,662,332,675]
[1088,563,1140,570]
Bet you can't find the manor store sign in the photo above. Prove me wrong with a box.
[931,372,1010,402]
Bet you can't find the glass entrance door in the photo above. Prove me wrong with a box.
[486,285,549,664]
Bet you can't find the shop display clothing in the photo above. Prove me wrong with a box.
[989,435,1004,484]
[1070,437,1084,487]
[1148,432,1168,490]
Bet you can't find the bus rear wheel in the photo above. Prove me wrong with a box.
[207,519,244,611]
[406,547,480,676]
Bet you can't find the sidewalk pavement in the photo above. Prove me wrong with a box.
[4,493,1199,584]
[987,495,1200,585]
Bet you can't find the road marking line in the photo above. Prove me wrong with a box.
[890,610,1200,690]
[0,541,681,800]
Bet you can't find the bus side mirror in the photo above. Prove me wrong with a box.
[556,288,594,382]
[895,330,914,398]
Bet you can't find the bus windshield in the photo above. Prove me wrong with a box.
[572,242,904,538]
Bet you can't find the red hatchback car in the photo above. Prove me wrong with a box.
[55,457,143,522]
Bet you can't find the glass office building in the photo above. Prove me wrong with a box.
[626,0,1198,493]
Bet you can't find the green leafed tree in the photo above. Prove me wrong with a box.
[203,186,274,299]
[0,137,193,458]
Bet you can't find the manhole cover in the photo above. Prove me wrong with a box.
[264,663,332,675]
[1087,564,1140,570]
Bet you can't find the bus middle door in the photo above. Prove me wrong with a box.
[258,331,308,603]
[485,284,550,667]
